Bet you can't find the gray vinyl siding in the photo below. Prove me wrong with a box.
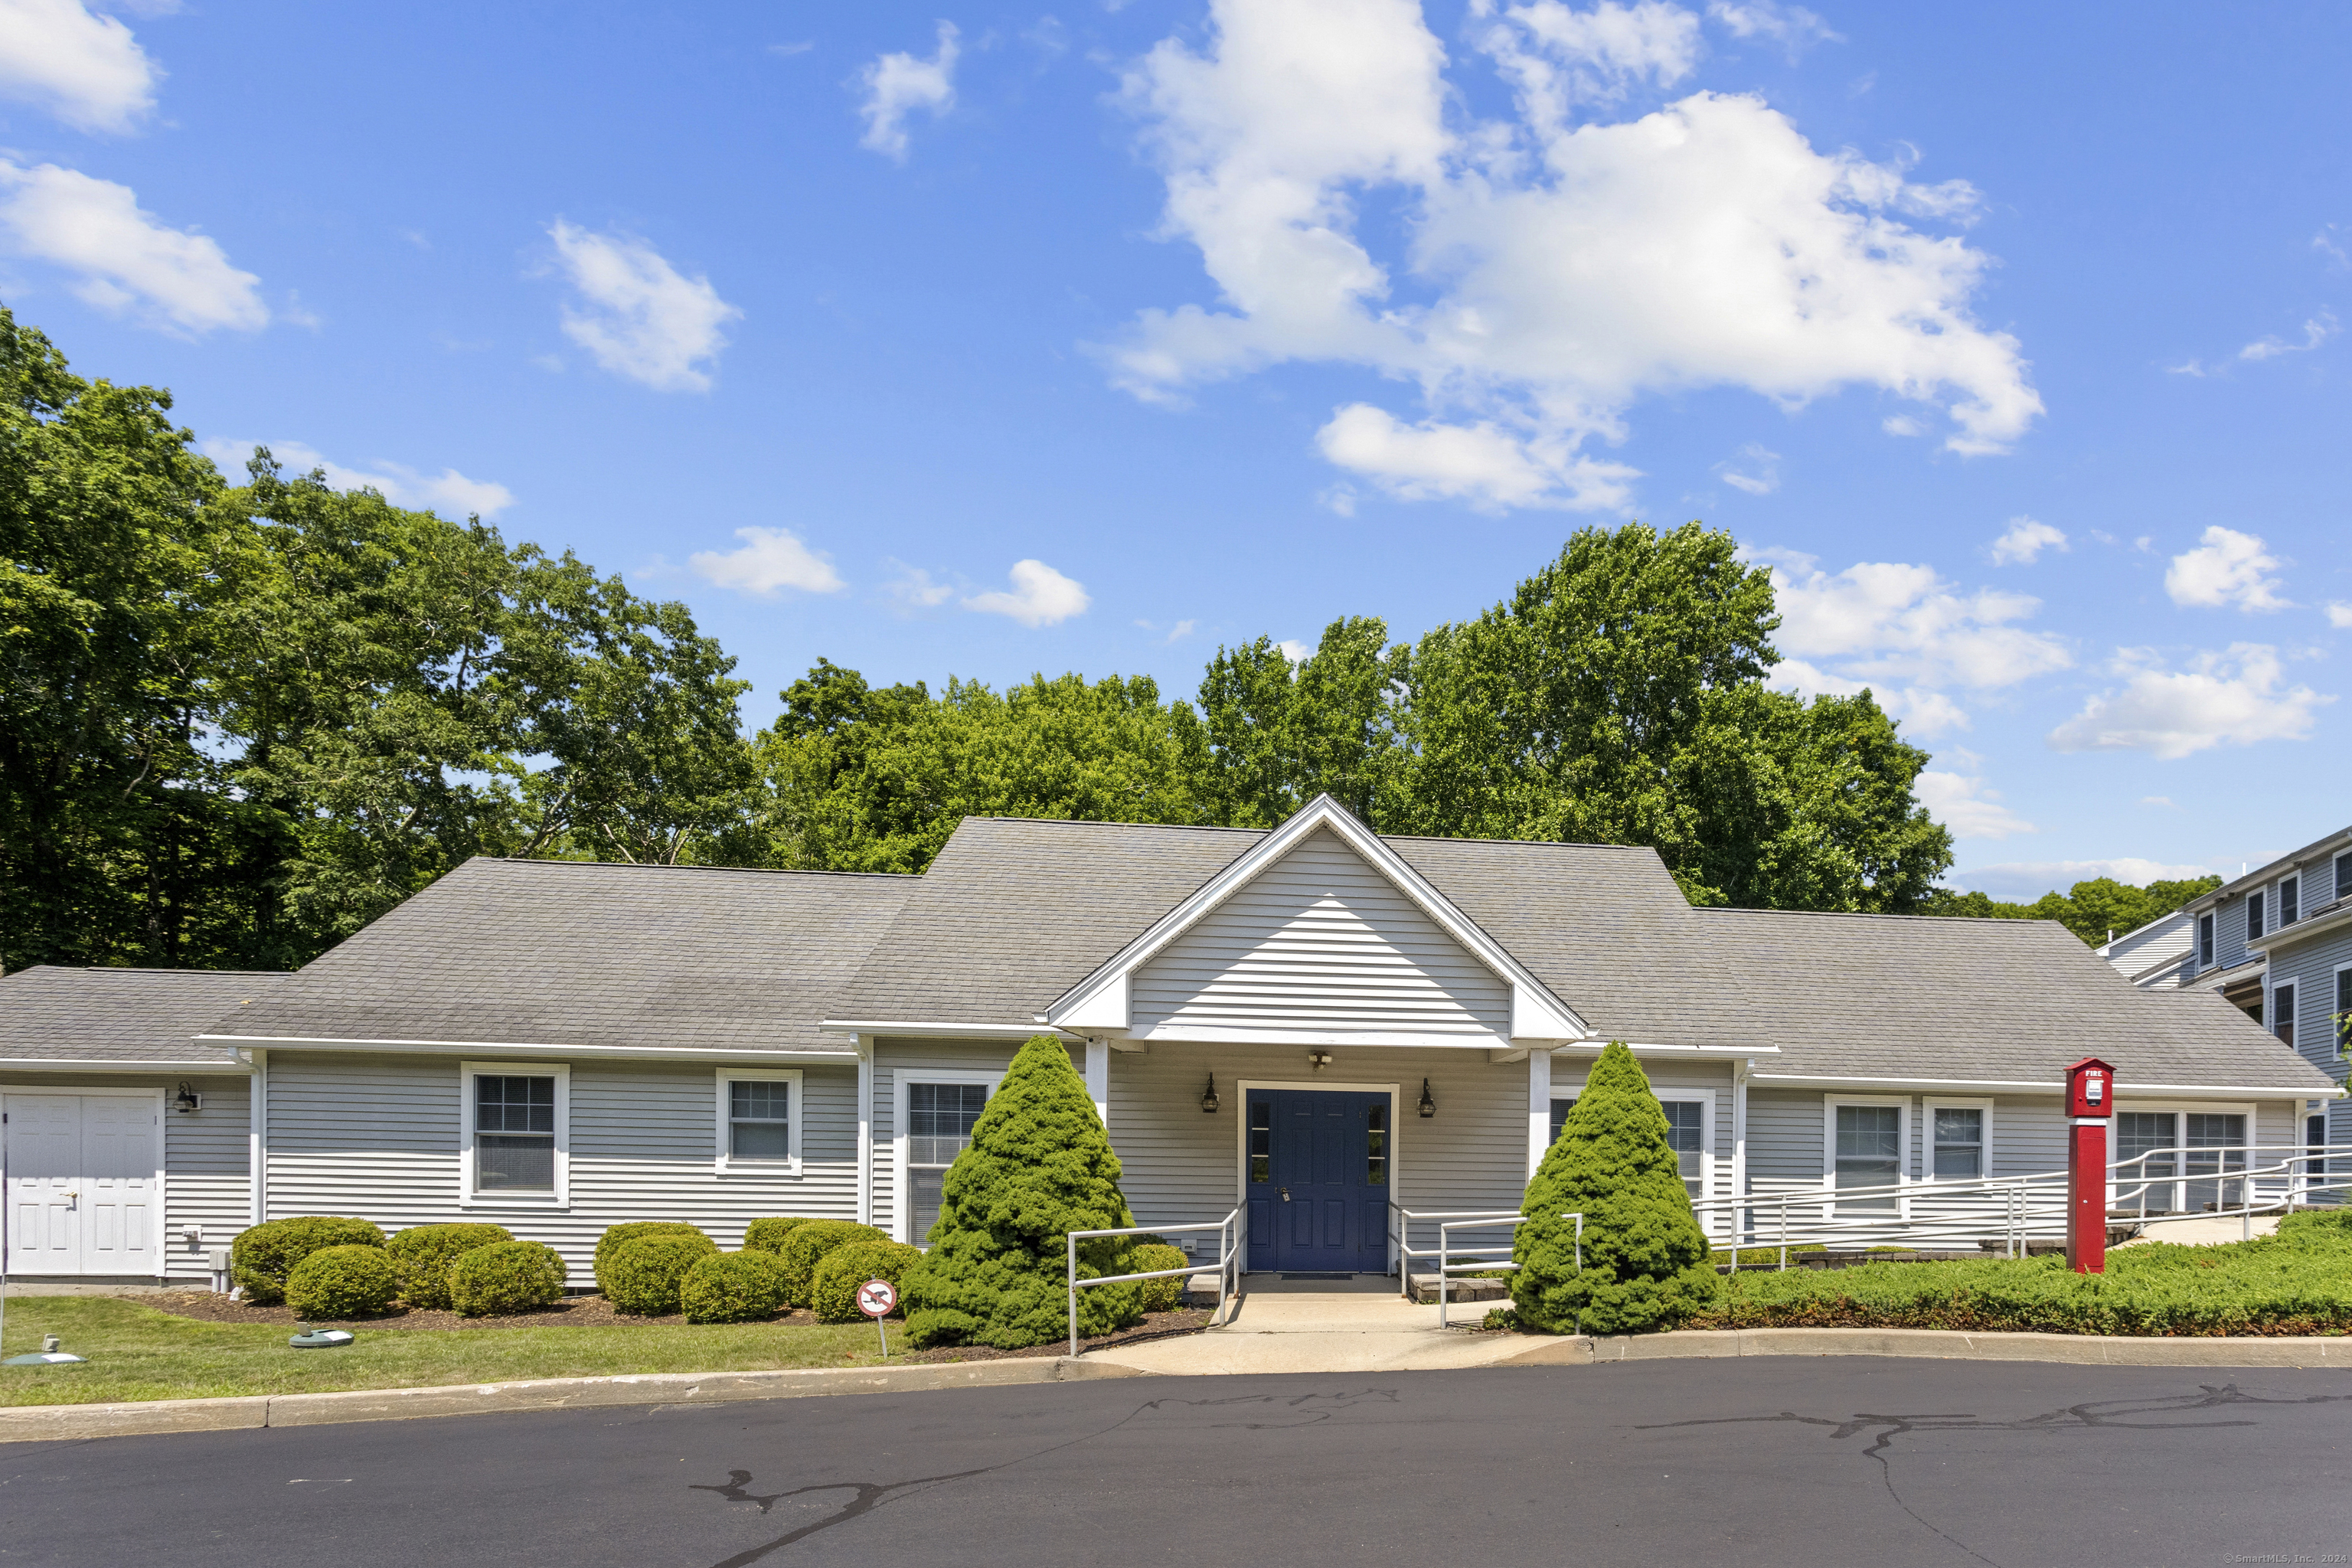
[262,1052,858,1287]
[871,1037,1024,1245]
[1129,828,1511,1044]
[0,1071,248,1279]
[1106,1042,1529,1268]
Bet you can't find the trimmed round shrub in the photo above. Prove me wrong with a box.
[449,1240,570,1316]
[286,1244,400,1320]
[680,1250,792,1324]
[776,1220,887,1308]
[1512,1040,1722,1336]
[387,1223,514,1309]
[900,1034,1145,1349]
[1129,1243,1191,1314]
[811,1239,923,1323]
[593,1223,705,1296]
[603,1232,720,1315]
[231,1216,387,1306]
[743,1217,824,1256]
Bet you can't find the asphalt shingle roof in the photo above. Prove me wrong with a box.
[215,858,915,1057]
[0,966,295,1064]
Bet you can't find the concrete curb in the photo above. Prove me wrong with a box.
[1494,1327,2352,1369]
[0,1355,1147,1444]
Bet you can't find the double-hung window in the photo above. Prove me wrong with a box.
[715,1069,802,1174]
[2280,876,2299,927]
[900,1075,998,1245]
[1926,1101,1991,1181]
[2247,890,2265,943]
[1828,1098,1907,1214]
[1550,1090,1711,1204]
[462,1061,568,1206]
[2272,983,2296,1051]
[2337,966,2352,1060]
[2337,851,2352,906]
[2197,913,2215,968]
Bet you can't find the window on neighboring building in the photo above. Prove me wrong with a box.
[2273,983,2296,1051]
[2337,968,2352,1060]
[2280,875,2299,926]
[2198,913,2215,967]
[2247,890,2265,942]
[475,1074,556,1191]
[1930,1106,1985,1179]
[2337,851,2352,906]
[1832,1102,1903,1211]
[906,1081,991,1244]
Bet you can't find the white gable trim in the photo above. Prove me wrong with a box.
[1044,795,1587,1042]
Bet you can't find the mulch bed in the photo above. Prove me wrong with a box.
[130,1292,1215,1354]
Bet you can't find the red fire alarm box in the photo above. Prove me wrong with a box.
[2066,1057,2115,1119]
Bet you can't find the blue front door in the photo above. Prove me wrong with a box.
[1245,1089,1390,1272]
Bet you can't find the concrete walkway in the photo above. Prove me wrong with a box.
[2116,1214,2279,1246]
[1096,1276,1527,1375]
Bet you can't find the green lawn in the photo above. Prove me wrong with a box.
[0,1297,906,1407]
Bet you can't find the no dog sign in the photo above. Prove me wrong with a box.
[856,1279,897,1318]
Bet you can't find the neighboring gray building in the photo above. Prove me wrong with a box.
[2,798,2337,1285]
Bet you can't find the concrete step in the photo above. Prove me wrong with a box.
[1406,1273,1509,1305]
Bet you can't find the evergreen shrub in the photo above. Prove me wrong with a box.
[1129,1243,1191,1312]
[603,1233,720,1315]
[593,1223,705,1296]
[386,1223,514,1309]
[776,1221,887,1307]
[449,1241,570,1315]
[811,1240,923,1322]
[900,1034,1145,1349]
[1512,1041,1721,1335]
[680,1250,792,1324]
[743,1217,823,1256]
[285,1244,400,1319]
[230,1216,387,1306]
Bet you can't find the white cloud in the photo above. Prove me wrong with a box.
[858,21,959,162]
[1769,553,2072,691]
[1706,0,1839,57]
[201,438,514,518]
[0,0,158,133]
[544,220,740,392]
[2328,603,2352,629]
[1988,515,2066,566]
[0,158,265,334]
[1880,413,1923,436]
[1913,767,2034,841]
[2316,226,2350,270]
[1165,618,1198,643]
[1716,441,1779,495]
[2047,643,2332,760]
[1313,402,1637,511]
[688,527,844,596]
[1951,858,2216,902]
[886,563,955,607]
[1108,0,2040,511]
[963,559,1090,626]
[2239,311,2335,361]
[1773,657,1970,737]
[2164,525,2287,612]
[1277,639,1311,662]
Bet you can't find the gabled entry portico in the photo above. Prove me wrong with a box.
[1242,1084,1393,1272]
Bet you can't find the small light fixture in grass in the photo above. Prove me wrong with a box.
[287,1325,354,1349]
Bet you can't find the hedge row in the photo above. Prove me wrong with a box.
[1684,1210,2352,1338]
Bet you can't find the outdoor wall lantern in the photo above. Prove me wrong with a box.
[1417,1079,1436,1119]
[1200,1073,1220,1114]
[1308,1050,1333,1071]
[173,1082,202,1114]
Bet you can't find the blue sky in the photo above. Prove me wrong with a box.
[4,0,2347,899]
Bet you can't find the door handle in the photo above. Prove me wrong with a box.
[1280,1187,1291,1202]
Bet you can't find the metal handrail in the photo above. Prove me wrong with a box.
[1694,1141,2352,1268]
[1390,1207,1521,1300]
[1063,1207,1243,1358]
[1433,1212,1582,1328]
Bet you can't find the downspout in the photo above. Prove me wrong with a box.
[855,1036,874,1229]
[1731,1057,1750,1250]
[244,1048,268,1228]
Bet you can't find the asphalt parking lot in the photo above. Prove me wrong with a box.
[5,1357,2347,1567]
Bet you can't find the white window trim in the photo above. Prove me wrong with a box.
[891,1068,1003,1246]
[2108,1099,2258,1214]
[2197,911,2216,969]
[460,1060,570,1210]
[2278,874,2300,929]
[2269,979,2297,1049]
[1545,1086,1718,1227]
[1920,1096,1994,1184]
[2334,961,2352,1061]
[714,1067,803,1178]
[1824,1094,1912,1217]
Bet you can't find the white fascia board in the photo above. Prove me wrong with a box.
[0,1057,253,1073]
[1129,1024,1508,1049]
[1552,1040,1781,1059]
[819,1020,1079,1040]
[2248,902,2352,954]
[1749,1070,2340,1098]
[1043,793,1589,1038]
[199,1034,858,1065]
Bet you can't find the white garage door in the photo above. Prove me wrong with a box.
[5,1094,160,1275]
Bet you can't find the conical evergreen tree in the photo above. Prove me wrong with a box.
[1513,1041,1722,1334]
[900,1034,1145,1348]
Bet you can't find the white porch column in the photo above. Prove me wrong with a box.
[1730,1057,1750,1249]
[246,1047,268,1227]
[854,1036,874,1228]
[1085,1038,1110,1130]
[1527,1046,1553,1180]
